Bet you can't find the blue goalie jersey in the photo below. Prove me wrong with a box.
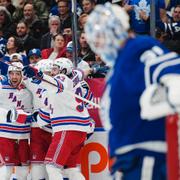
[101,35,180,158]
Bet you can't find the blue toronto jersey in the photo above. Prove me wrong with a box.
[104,35,180,158]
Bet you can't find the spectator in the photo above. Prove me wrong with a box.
[49,0,59,16]
[22,3,39,29]
[81,0,96,14]
[66,41,91,77]
[57,0,72,32]
[41,33,66,60]
[62,25,72,45]
[166,0,179,20]
[5,36,23,55]
[0,0,16,16]
[124,0,168,34]
[0,6,16,39]
[124,0,150,34]
[78,31,96,65]
[32,0,49,21]
[78,13,88,30]
[157,0,168,23]
[22,3,47,40]
[156,5,180,53]
[4,36,28,64]
[28,48,42,65]
[12,0,25,23]
[40,15,60,50]
[169,4,180,23]
[16,20,39,54]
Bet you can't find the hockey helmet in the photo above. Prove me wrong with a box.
[53,58,73,75]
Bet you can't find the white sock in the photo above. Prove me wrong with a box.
[0,166,13,180]
[63,167,85,180]
[46,164,63,180]
[31,163,48,180]
[15,166,29,180]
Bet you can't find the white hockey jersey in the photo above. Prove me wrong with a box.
[38,74,94,133]
[24,78,52,133]
[0,77,33,139]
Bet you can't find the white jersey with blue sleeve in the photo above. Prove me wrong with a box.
[37,74,94,133]
[24,78,52,133]
[0,76,33,139]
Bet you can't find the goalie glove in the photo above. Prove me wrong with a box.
[140,84,176,120]
[160,74,180,112]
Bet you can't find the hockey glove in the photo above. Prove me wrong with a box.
[23,65,43,79]
[32,111,38,122]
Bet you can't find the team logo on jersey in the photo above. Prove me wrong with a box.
[134,0,150,21]
[8,92,24,109]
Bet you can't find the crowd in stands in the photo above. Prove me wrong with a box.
[0,0,179,78]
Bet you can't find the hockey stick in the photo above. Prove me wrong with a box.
[0,59,101,108]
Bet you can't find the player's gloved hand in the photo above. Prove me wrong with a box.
[23,65,43,79]
[32,111,38,122]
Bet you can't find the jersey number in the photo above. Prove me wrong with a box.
[75,87,84,112]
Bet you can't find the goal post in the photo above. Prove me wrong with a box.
[166,114,180,180]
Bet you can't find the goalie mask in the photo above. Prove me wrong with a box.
[84,2,130,65]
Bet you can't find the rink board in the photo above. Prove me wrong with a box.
[81,128,111,180]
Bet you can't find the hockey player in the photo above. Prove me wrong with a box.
[0,62,33,180]
[24,59,53,180]
[51,57,73,77]
[85,2,180,180]
[52,58,93,104]
[23,60,95,180]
